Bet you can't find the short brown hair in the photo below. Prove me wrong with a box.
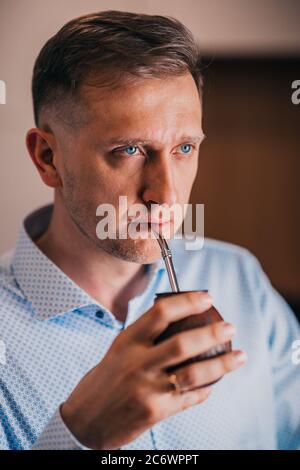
[32,10,204,127]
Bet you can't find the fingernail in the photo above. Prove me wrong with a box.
[222,322,236,339]
[233,351,247,365]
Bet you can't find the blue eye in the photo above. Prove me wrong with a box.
[124,146,138,156]
[180,144,192,154]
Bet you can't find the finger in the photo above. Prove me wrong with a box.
[144,380,213,424]
[175,350,247,392]
[127,291,213,342]
[145,320,236,370]
[171,385,213,414]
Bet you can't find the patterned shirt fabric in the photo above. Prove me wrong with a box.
[0,204,299,450]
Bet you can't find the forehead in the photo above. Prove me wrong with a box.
[80,74,202,141]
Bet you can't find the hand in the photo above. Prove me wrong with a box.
[61,291,246,449]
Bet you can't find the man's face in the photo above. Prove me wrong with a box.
[51,72,204,264]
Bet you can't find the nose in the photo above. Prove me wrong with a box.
[141,155,177,208]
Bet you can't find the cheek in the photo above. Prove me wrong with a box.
[175,165,197,199]
[67,156,108,197]
[74,164,140,210]
[85,152,138,194]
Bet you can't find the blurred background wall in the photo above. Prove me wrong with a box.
[0,0,299,312]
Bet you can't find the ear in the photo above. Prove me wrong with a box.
[26,127,62,188]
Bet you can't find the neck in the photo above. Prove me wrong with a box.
[35,200,150,322]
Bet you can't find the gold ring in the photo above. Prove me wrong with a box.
[168,372,181,393]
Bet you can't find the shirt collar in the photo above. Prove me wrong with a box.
[12,204,168,321]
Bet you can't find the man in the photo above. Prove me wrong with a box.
[0,10,299,450]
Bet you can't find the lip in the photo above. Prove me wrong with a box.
[129,219,171,225]
[148,221,170,227]
[130,221,171,228]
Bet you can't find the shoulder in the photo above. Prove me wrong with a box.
[169,235,266,296]
[170,235,260,268]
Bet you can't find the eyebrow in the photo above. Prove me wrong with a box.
[103,134,206,146]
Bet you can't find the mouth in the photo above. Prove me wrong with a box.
[147,221,170,228]
[132,220,171,228]
[139,222,173,240]
[126,219,172,238]
[129,217,171,225]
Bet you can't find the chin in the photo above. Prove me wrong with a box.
[95,235,163,264]
[93,221,178,264]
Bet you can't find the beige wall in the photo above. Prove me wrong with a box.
[1,0,300,254]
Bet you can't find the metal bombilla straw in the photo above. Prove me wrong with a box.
[155,233,180,293]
